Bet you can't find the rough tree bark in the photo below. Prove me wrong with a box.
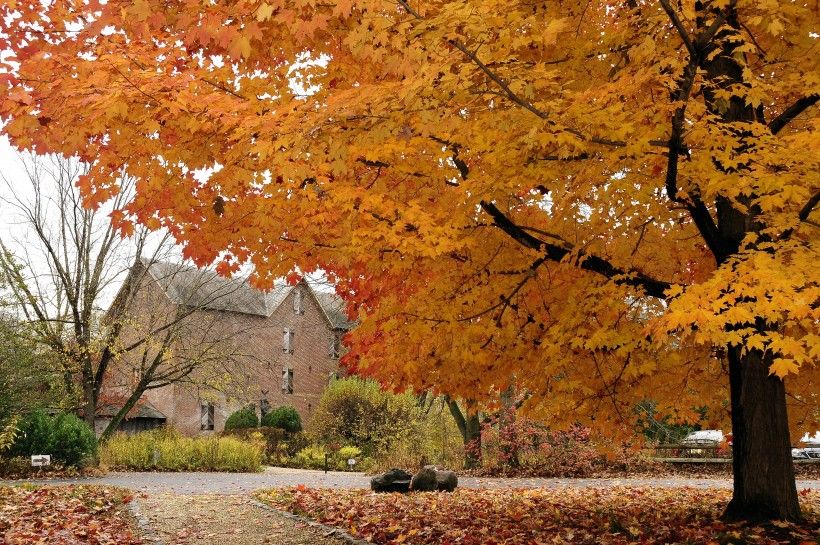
[723,347,800,520]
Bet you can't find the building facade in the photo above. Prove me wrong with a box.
[99,260,350,435]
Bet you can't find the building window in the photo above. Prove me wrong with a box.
[328,332,341,359]
[200,403,215,431]
[282,367,294,394]
[293,289,303,314]
[260,398,270,418]
[283,328,294,353]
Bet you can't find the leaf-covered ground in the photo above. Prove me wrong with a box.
[259,486,820,545]
[0,485,141,545]
[137,492,346,545]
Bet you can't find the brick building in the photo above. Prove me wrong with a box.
[99,260,350,435]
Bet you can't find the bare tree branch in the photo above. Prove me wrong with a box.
[799,191,820,223]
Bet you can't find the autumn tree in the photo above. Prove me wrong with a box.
[0,0,817,520]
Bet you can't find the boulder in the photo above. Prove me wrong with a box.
[370,468,412,493]
[410,466,438,491]
[435,469,458,492]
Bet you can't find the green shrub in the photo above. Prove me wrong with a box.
[292,445,327,470]
[262,406,302,432]
[7,410,96,467]
[10,411,48,455]
[335,445,363,471]
[51,413,96,466]
[308,377,421,457]
[10,409,53,458]
[224,407,259,430]
[100,428,263,472]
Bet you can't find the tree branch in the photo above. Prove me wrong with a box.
[768,94,819,135]
[479,201,672,299]
[799,191,820,222]
[659,0,696,56]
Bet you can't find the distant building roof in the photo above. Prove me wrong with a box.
[141,259,352,328]
[314,291,352,329]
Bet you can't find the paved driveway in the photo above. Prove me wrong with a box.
[9,466,820,494]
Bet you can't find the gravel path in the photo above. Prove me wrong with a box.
[7,466,820,494]
[136,493,347,545]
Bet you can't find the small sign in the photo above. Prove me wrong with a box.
[31,455,51,467]
[347,458,357,467]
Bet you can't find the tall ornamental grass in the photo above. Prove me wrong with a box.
[100,428,263,472]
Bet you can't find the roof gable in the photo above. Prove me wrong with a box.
[137,259,351,326]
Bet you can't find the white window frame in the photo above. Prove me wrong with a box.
[283,328,294,353]
[282,367,294,394]
[329,332,341,359]
[200,403,215,431]
[293,289,303,314]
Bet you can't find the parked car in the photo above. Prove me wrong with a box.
[802,446,820,459]
[792,448,810,460]
[681,430,724,446]
[679,430,726,458]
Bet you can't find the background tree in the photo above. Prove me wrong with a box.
[445,399,482,469]
[1,0,817,520]
[0,314,63,426]
[0,154,257,440]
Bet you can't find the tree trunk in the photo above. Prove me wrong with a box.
[690,1,802,520]
[99,382,147,443]
[498,385,519,468]
[723,346,800,521]
[82,371,97,430]
[447,399,482,469]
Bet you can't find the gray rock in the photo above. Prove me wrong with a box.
[435,469,458,492]
[370,468,412,493]
[410,466,438,491]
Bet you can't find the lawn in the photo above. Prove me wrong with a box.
[258,486,820,545]
[0,485,141,545]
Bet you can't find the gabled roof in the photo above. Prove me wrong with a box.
[139,259,352,328]
[143,259,288,317]
[313,291,352,330]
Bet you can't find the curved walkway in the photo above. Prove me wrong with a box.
[10,466,820,494]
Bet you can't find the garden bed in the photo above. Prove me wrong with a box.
[258,486,819,545]
[0,485,141,544]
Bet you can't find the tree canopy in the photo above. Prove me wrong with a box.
[1,0,817,519]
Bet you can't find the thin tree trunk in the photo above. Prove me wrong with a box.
[723,346,800,521]
[498,385,519,468]
[448,399,482,469]
[99,382,147,443]
[82,370,97,430]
